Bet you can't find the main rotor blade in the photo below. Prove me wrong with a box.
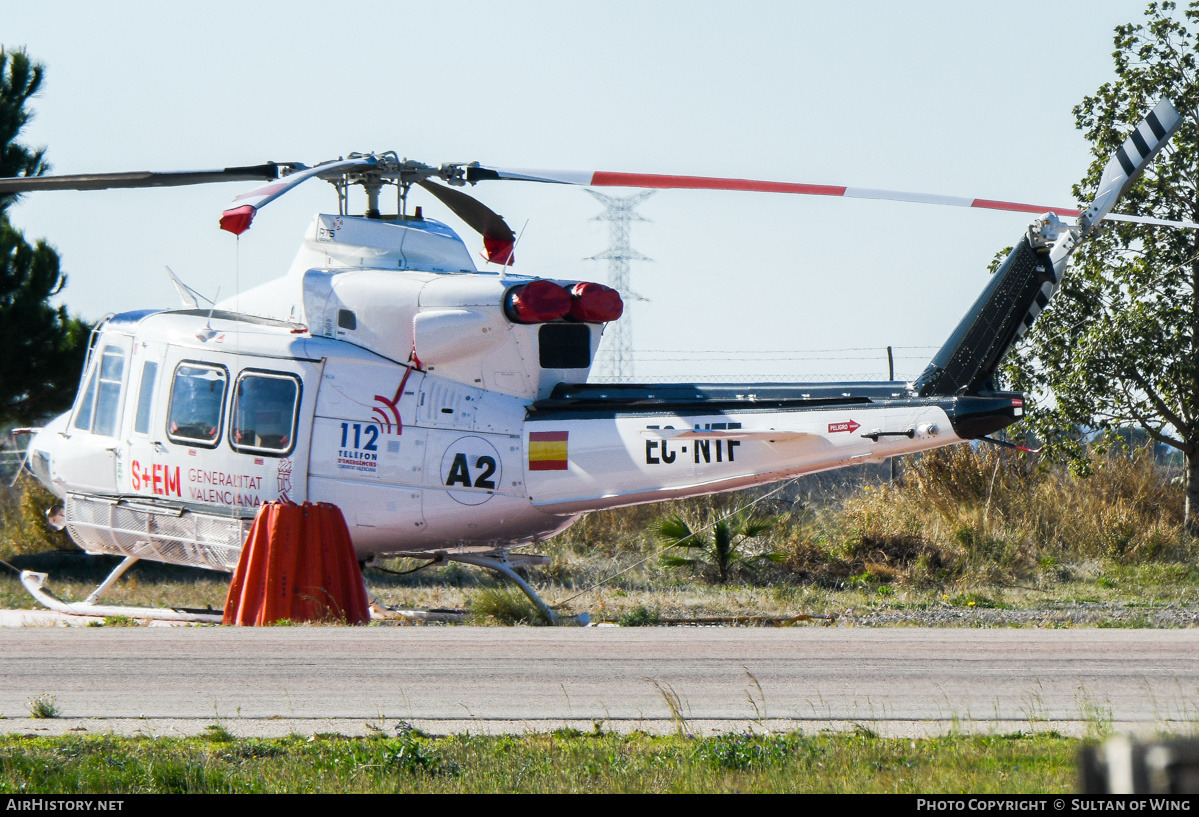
[0,163,280,193]
[464,166,1199,230]
[220,157,377,236]
[416,179,516,265]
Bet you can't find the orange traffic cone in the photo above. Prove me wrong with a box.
[223,501,370,625]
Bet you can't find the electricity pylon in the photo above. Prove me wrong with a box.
[586,189,653,381]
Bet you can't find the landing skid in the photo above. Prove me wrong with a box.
[20,549,583,627]
[20,556,223,623]
[366,602,468,624]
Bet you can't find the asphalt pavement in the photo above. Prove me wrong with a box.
[0,626,1195,737]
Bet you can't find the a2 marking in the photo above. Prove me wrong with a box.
[444,454,497,489]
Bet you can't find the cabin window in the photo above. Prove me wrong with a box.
[134,362,158,435]
[337,309,356,330]
[73,345,126,436]
[166,363,228,448]
[538,324,591,369]
[229,371,301,456]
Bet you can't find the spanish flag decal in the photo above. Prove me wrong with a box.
[529,431,569,471]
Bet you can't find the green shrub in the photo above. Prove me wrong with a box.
[618,605,661,626]
[0,476,70,560]
[470,586,546,625]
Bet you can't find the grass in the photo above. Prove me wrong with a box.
[468,586,546,626]
[781,445,1196,592]
[0,450,1181,792]
[201,724,236,744]
[1,448,1197,625]
[618,605,661,626]
[25,695,59,719]
[0,730,1078,793]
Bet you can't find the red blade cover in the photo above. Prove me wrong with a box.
[483,236,515,266]
[220,205,256,236]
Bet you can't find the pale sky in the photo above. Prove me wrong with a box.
[3,0,1158,381]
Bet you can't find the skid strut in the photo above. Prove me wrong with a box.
[444,551,558,625]
[369,550,582,625]
[84,554,139,604]
[21,558,223,624]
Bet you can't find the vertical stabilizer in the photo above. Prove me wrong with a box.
[911,237,1055,397]
[912,98,1181,398]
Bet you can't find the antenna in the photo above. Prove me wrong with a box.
[499,219,530,281]
[165,266,213,308]
[195,288,221,342]
[586,189,653,382]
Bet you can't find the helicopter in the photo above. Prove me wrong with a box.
[3,97,1189,623]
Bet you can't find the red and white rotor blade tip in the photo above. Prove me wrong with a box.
[469,162,1198,229]
[219,157,377,236]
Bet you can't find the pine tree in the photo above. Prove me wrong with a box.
[0,48,89,426]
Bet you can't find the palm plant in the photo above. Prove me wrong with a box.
[656,510,783,584]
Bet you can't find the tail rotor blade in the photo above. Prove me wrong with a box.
[1079,98,1183,234]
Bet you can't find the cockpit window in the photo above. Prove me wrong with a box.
[166,363,227,447]
[229,371,301,456]
[93,347,126,437]
[73,370,97,431]
[133,362,158,435]
[73,345,126,436]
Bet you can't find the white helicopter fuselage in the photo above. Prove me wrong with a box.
[5,94,1180,623]
[27,212,1015,571]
